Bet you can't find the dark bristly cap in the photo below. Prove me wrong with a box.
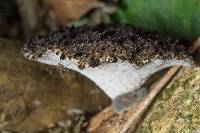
[23,23,191,69]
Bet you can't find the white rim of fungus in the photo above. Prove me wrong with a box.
[35,50,193,100]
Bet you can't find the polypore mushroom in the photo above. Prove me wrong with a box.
[22,24,198,112]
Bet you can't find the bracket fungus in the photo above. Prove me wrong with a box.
[22,24,199,112]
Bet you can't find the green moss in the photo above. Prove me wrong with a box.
[137,68,200,133]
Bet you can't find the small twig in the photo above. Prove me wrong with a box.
[88,106,114,132]
[189,37,200,53]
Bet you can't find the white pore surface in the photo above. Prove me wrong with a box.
[36,51,193,99]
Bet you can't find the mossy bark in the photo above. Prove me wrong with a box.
[137,67,200,133]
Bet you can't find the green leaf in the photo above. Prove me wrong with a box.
[115,0,200,41]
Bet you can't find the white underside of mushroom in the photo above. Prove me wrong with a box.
[34,50,193,112]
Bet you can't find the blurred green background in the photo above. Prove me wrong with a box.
[116,0,200,41]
